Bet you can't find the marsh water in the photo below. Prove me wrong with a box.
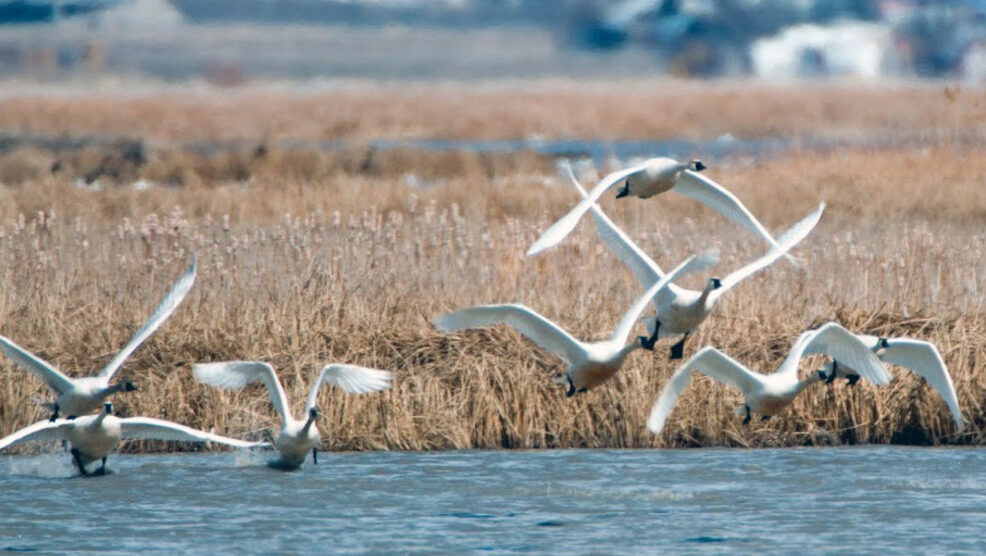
[1,446,983,554]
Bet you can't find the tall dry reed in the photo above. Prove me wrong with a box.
[0,144,983,452]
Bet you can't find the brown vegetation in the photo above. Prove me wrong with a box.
[0,86,984,452]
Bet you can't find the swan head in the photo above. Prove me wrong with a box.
[103,402,114,414]
[308,407,320,421]
[689,159,707,172]
[121,381,138,392]
[878,337,890,349]
[707,278,722,290]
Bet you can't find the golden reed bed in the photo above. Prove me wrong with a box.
[0,83,984,451]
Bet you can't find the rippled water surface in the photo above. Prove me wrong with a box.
[2,447,985,554]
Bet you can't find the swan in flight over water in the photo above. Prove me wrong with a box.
[0,402,264,476]
[563,161,825,359]
[193,361,393,470]
[0,258,197,420]
[434,250,718,396]
[527,157,788,257]
[818,334,964,430]
[647,322,891,434]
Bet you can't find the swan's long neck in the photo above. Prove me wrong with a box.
[614,339,644,364]
[697,284,716,309]
[96,385,120,399]
[793,372,824,396]
[300,412,317,435]
[106,383,129,395]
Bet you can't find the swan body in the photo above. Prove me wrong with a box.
[562,161,825,359]
[819,335,964,430]
[434,250,718,395]
[527,157,786,257]
[0,402,264,476]
[192,361,392,470]
[647,322,891,433]
[0,259,196,419]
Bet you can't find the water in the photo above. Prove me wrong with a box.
[1,447,985,554]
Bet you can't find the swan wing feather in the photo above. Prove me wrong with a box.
[119,417,266,447]
[781,322,890,384]
[305,364,393,412]
[435,304,585,364]
[648,347,759,433]
[0,334,75,395]
[526,163,646,256]
[98,258,197,380]
[881,339,963,430]
[715,202,825,296]
[0,420,72,451]
[673,170,788,257]
[192,361,292,424]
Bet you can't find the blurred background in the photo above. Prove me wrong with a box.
[2,0,986,84]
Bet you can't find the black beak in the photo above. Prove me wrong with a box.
[711,278,722,289]
[694,161,707,171]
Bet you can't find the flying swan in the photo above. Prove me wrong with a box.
[563,162,826,359]
[192,361,393,470]
[526,157,787,257]
[818,334,963,430]
[0,258,197,420]
[434,250,718,396]
[0,402,265,476]
[647,322,891,433]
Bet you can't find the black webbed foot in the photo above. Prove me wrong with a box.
[742,405,751,425]
[669,334,688,360]
[70,448,88,477]
[846,374,860,387]
[616,180,630,199]
[312,448,318,465]
[577,387,587,395]
[825,361,839,385]
[761,415,771,422]
[640,320,661,351]
[565,375,576,398]
[49,404,60,422]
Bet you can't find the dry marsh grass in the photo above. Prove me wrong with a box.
[0,87,985,452]
[2,82,986,143]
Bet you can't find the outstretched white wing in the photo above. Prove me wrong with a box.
[0,335,76,395]
[880,338,963,430]
[558,161,686,310]
[673,170,792,262]
[611,250,719,345]
[0,419,72,451]
[304,364,393,412]
[119,417,266,448]
[98,258,197,380]
[647,347,760,433]
[527,162,647,256]
[192,361,292,426]
[779,322,890,384]
[712,202,825,299]
[435,304,586,365]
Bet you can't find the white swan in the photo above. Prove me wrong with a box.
[434,250,718,396]
[0,402,265,476]
[563,163,826,359]
[192,361,392,470]
[527,157,786,257]
[647,322,891,433]
[0,259,196,420]
[819,334,964,430]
